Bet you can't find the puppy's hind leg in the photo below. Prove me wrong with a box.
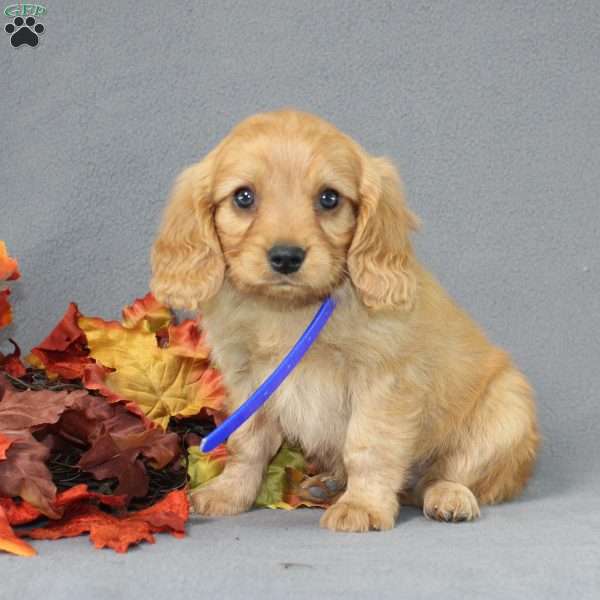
[418,367,539,522]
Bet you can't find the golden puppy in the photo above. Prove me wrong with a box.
[151,109,539,532]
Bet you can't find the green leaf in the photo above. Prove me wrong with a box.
[255,446,305,509]
[186,446,226,491]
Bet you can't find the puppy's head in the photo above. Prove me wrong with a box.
[151,109,419,311]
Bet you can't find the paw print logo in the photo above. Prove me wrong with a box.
[5,16,45,47]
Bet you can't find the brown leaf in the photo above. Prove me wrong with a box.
[0,378,92,517]
[53,392,180,499]
[0,374,89,431]
[0,374,179,508]
[0,432,58,517]
[78,435,149,498]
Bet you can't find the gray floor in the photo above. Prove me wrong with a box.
[4,456,599,600]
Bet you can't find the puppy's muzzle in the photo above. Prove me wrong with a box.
[268,245,306,275]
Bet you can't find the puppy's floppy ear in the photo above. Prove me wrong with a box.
[150,149,224,310]
[348,154,420,311]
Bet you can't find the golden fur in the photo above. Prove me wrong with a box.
[151,109,539,532]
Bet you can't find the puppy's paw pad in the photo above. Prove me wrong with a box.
[299,473,344,503]
[320,500,394,532]
[189,484,250,517]
[423,482,480,522]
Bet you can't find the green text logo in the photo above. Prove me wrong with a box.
[4,3,46,17]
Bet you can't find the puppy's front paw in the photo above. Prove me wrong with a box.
[423,481,480,522]
[320,498,396,532]
[190,480,253,517]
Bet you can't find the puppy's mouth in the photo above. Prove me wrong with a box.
[269,277,304,288]
[259,277,307,293]
[252,274,324,301]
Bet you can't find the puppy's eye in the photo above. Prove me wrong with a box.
[233,187,255,209]
[318,188,340,210]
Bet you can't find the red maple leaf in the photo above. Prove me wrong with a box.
[22,489,189,553]
[27,303,95,380]
[0,289,13,330]
[0,340,27,377]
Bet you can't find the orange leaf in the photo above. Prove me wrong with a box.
[22,489,189,553]
[121,292,173,332]
[0,289,12,330]
[161,320,210,360]
[0,241,20,282]
[0,497,41,525]
[53,484,127,511]
[0,432,12,460]
[0,504,36,557]
[0,484,126,528]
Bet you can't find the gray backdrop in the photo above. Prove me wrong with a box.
[2,1,599,598]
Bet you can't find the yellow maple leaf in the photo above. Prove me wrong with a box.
[79,316,225,429]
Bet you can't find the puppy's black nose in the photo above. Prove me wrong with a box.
[268,245,306,274]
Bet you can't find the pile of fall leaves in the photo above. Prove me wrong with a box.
[0,242,333,557]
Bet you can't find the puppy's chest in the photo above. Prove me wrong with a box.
[205,303,352,458]
[268,353,350,457]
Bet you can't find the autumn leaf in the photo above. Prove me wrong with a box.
[0,375,89,431]
[0,496,42,525]
[0,484,125,530]
[0,240,20,337]
[80,316,225,429]
[187,445,228,490]
[121,292,173,332]
[0,379,92,516]
[0,432,58,517]
[0,340,26,377]
[0,432,12,460]
[77,428,179,498]
[27,303,94,380]
[22,489,189,553]
[255,446,307,509]
[52,389,181,499]
[0,289,13,330]
[51,483,127,511]
[0,241,20,282]
[187,444,325,510]
[0,374,181,507]
[0,503,36,557]
[159,319,211,360]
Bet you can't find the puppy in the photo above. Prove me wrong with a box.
[151,109,539,532]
